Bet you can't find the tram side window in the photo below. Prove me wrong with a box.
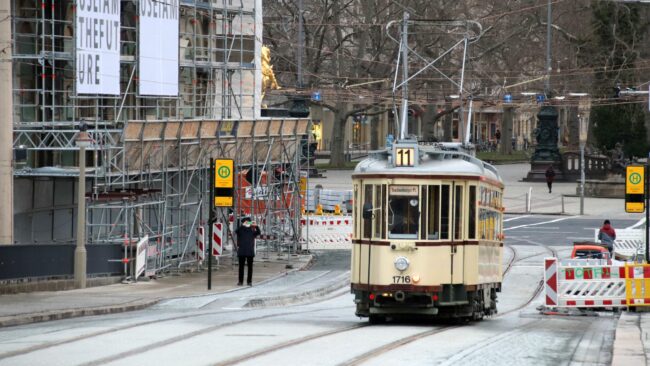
[388,185,419,239]
[454,185,464,240]
[353,185,358,238]
[373,185,386,239]
[468,186,476,240]
[363,185,373,239]
[427,185,440,240]
[440,185,450,240]
[421,187,427,240]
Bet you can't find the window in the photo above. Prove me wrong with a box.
[373,185,386,239]
[353,185,358,238]
[454,185,464,240]
[363,185,372,239]
[468,186,476,239]
[388,185,419,239]
[427,185,440,240]
[440,185,450,240]
[421,186,427,240]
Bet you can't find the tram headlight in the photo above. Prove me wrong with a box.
[394,256,410,272]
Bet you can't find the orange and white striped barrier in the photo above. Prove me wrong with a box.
[300,215,353,250]
[544,257,627,308]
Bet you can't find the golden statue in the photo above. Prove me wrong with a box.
[261,46,280,104]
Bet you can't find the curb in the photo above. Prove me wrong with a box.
[612,312,647,365]
[0,299,160,328]
[244,271,350,308]
[0,255,315,328]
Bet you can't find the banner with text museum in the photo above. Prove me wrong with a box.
[139,0,179,96]
[75,0,121,95]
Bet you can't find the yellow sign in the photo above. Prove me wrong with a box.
[215,159,234,188]
[395,148,415,167]
[215,196,233,207]
[626,165,645,213]
[626,166,644,194]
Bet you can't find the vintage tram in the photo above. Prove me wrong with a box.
[351,140,504,322]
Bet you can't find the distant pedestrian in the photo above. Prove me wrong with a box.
[235,217,261,286]
[545,165,555,193]
[598,219,616,256]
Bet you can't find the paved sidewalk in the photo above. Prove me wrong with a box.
[0,252,313,327]
[612,311,650,365]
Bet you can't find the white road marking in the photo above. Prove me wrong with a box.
[627,218,646,229]
[504,215,531,222]
[222,307,242,310]
[504,216,576,231]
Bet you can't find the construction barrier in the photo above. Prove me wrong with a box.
[544,257,627,308]
[300,215,353,250]
[196,226,205,260]
[593,228,645,259]
[212,222,224,257]
[625,263,650,306]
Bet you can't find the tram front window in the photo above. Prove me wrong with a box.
[388,185,419,239]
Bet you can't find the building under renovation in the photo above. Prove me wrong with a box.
[6,0,310,276]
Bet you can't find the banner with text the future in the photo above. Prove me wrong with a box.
[75,0,121,95]
[139,0,179,96]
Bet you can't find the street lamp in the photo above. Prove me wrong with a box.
[75,124,91,289]
[579,115,588,215]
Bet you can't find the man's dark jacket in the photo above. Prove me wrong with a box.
[236,225,261,257]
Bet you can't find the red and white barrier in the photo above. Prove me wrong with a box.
[196,226,205,260]
[300,215,353,250]
[212,222,223,257]
[544,257,627,308]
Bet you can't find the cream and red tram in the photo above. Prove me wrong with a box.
[351,141,504,321]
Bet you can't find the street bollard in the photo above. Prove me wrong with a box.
[561,195,565,214]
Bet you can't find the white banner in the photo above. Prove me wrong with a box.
[139,0,179,96]
[75,0,121,94]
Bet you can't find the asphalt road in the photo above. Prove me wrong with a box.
[0,213,625,365]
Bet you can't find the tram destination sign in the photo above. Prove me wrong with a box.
[625,165,645,213]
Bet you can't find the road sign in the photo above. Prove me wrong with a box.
[214,159,234,207]
[626,165,645,213]
[215,159,234,188]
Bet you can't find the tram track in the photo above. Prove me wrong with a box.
[0,279,350,362]
[333,242,555,365]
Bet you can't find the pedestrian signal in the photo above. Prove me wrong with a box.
[625,165,645,213]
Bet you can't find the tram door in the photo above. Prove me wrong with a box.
[451,182,465,284]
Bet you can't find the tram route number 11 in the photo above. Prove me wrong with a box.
[395,148,415,167]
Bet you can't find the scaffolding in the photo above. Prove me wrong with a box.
[10,0,309,277]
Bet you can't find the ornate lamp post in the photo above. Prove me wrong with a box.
[75,124,91,289]
[579,115,588,215]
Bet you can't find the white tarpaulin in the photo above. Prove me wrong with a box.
[75,0,121,94]
[139,0,179,96]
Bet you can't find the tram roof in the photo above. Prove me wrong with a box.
[353,145,503,185]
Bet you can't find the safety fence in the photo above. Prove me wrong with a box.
[544,257,650,309]
[299,216,353,250]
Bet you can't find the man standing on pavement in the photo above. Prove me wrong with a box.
[235,217,261,286]
[545,165,555,193]
[598,219,616,256]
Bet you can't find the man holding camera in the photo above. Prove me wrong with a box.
[235,217,261,286]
